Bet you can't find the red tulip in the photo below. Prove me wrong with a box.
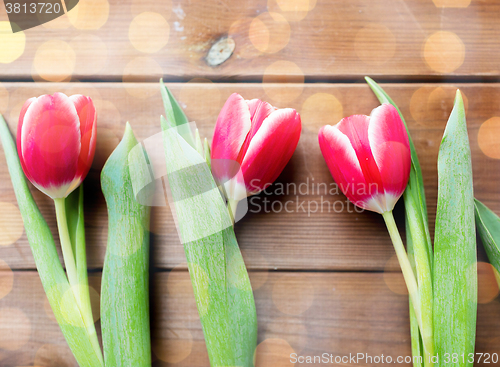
[17,93,97,199]
[211,93,301,201]
[318,103,410,214]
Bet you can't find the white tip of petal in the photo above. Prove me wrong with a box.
[364,192,401,214]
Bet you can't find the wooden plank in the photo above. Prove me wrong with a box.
[0,270,499,366]
[0,0,500,80]
[1,82,500,271]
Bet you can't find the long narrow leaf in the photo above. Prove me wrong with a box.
[433,91,476,367]
[162,116,257,366]
[407,220,424,367]
[0,115,104,367]
[65,185,102,360]
[365,77,432,262]
[474,199,500,286]
[366,77,433,365]
[160,79,195,147]
[101,123,152,366]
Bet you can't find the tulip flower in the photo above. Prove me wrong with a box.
[318,104,421,342]
[318,103,411,213]
[211,93,301,220]
[1,109,103,366]
[17,92,97,295]
[17,92,97,200]
[7,93,102,365]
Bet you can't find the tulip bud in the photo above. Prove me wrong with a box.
[211,93,301,202]
[318,103,411,214]
[17,93,97,199]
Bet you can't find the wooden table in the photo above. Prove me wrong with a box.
[1,0,500,366]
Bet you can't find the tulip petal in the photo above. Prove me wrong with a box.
[237,99,275,162]
[20,93,81,198]
[240,108,301,194]
[368,104,411,197]
[336,115,385,196]
[17,97,36,184]
[211,93,251,165]
[70,95,97,179]
[318,125,381,210]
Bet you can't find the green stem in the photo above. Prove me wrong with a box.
[54,197,78,290]
[0,115,103,367]
[382,211,422,331]
[405,193,434,367]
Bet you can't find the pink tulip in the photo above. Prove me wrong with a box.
[211,93,301,202]
[17,93,97,199]
[318,103,410,214]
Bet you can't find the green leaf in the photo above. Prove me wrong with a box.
[65,185,101,359]
[407,220,425,367]
[474,199,500,287]
[161,117,257,367]
[365,77,433,366]
[0,115,104,367]
[365,76,432,263]
[160,79,195,148]
[101,123,152,367]
[433,91,476,367]
[64,186,89,288]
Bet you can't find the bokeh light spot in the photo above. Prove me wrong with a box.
[0,202,24,247]
[249,12,290,53]
[301,93,343,129]
[67,0,110,30]
[0,308,31,350]
[123,57,163,98]
[59,284,100,326]
[179,78,221,124]
[355,23,396,65]
[229,17,261,59]
[428,87,468,116]
[424,31,465,73]
[0,260,13,300]
[264,316,308,353]
[478,117,500,159]
[277,0,315,12]
[152,327,193,363]
[0,21,25,64]
[410,86,468,124]
[263,60,304,104]
[477,262,499,304]
[254,338,295,367]
[33,40,76,82]
[34,344,76,366]
[267,0,317,22]
[129,12,170,54]
[433,0,470,7]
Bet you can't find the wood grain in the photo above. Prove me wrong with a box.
[0,0,500,80]
[0,270,498,366]
[1,82,500,271]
